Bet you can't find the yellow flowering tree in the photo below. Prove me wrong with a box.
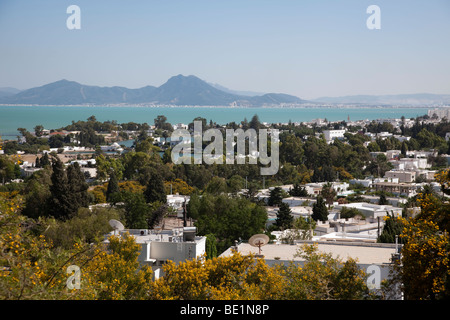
[77,233,153,300]
[0,193,74,299]
[1,193,153,300]
[278,244,370,300]
[395,169,450,300]
[150,251,286,300]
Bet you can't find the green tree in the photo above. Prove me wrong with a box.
[34,125,44,137]
[66,162,89,210]
[106,170,120,202]
[144,169,167,204]
[0,156,18,184]
[249,114,262,130]
[377,212,403,243]
[280,134,304,165]
[205,233,218,259]
[312,196,328,222]
[275,202,294,230]
[189,194,267,253]
[321,182,336,208]
[121,192,152,229]
[378,192,388,205]
[48,157,71,220]
[289,183,308,197]
[268,187,283,206]
[47,159,89,220]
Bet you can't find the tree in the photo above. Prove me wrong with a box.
[227,175,245,194]
[34,125,44,137]
[48,159,89,220]
[377,212,403,243]
[401,141,407,157]
[312,196,328,222]
[268,187,283,206]
[205,233,218,259]
[289,183,308,197]
[249,114,262,130]
[204,176,228,195]
[106,170,120,202]
[189,194,267,254]
[149,251,285,300]
[143,169,166,204]
[275,202,293,230]
[48,157,71,220]
[281,244,370,300]
[154,115,172,131]
[66,162,89,210]
[0,156,18,184]
[121,192,152,229]
[390,170,450,299]
[80,234,154,300]
[339,207,364,220]
[378,192,388,205]
[280,134,304,165]
[321,182,336,208]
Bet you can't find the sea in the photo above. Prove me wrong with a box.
[0,105,430,140]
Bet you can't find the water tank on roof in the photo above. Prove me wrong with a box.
[183,227,196,242]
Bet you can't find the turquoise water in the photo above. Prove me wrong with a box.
[0,105,428,139]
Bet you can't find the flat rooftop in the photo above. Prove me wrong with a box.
[221,241,397,265]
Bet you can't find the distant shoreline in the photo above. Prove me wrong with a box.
[0,104,436,109]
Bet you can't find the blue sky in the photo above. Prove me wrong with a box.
[0,0,449,99]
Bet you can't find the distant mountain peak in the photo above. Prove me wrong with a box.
[0,75,306,106]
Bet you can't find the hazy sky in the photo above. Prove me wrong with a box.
[0,0,449,99]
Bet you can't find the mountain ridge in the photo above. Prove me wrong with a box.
[0,75,306,107]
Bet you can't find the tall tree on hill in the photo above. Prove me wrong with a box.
[249,114,262,130]
[312,196,328,222]
[268,187,283,207]
[106,170,120,202]
[144,169,167,204]
[48,157,71,220]
[48,158,89,220]
[289,183,308,197]
[67,162,89,210]
[321,182,337,208]
[276,202,294,231]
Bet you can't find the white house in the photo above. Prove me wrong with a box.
[323,129,346,143]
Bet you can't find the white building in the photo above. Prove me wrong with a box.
[100,142,123,153]
[384,170,416,183]
[105,227,206,279]
[334,202,402,219]
[428,107,450,120]
[323,129,346,143]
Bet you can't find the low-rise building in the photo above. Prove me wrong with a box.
[104,227,206,280]
[374,182,419,197]
[384,170,416,183]
[323,129,346,143]
[334,202,402,219]
[220,240,401,297]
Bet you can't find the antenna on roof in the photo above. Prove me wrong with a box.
[109,219,125,236]
[248,234,269,257]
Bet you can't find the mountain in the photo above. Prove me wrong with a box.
[0,80,157,105]
[208,82,266,97]
[0,75,306,106]
[313,93,450,106]
[0,87,21,98]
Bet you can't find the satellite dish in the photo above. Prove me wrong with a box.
[248,234,269,256]
[109,219,125,235]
